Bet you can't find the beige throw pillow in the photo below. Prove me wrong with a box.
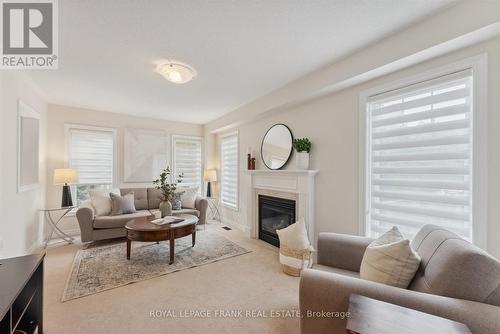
[360,226,421,288]
[89,188,120,216]
[179,186,198,209]
[276,218,315,272]
[276,218,314,251]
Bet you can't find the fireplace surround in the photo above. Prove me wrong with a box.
[258,195,296,247]
[243,169,318,248]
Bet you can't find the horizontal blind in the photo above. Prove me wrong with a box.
[221,134,238,208]
[173,136,202,191]
[366,70,473,240]
[69,129,114,185]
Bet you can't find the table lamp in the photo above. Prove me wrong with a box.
[54,168,79,207]
[203,170,217,197]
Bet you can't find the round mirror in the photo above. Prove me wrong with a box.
[261,124,293,170]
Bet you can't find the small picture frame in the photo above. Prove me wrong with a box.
[18,100,40,192]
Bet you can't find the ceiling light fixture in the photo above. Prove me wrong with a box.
[156,61,197,84]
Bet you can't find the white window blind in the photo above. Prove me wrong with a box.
[365,70,473,240]
[68,128,114,185]
[221,134,238,208]
[173,136,202,190]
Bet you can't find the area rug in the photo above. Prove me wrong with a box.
[62,230,250,301]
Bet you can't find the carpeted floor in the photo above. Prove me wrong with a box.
[44,224,300,334]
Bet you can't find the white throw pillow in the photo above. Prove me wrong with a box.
[276,218,314,251]
[276,219,315,272]
[89,188,120,216]
[179,186,198,209]
[360,226,421,288]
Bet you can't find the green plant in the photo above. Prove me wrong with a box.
[292,138,311,153]
[152,166,184,201]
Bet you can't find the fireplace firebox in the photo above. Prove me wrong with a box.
[258,195,296,247]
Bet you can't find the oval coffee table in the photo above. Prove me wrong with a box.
[125,214,198,264]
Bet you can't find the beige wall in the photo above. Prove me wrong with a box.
[46,104,204,235]
[0,72,48,258]
[212,37,500,258]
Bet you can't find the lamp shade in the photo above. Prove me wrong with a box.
[203,170,217,182]
[54,168,79,185]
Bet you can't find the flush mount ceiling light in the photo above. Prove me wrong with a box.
[156,61,197,84]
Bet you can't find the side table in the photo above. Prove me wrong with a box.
[206,197,222,223]
[40,206,76,248]
[346,294,471,334]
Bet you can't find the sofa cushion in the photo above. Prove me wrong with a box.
[89,188,120,216]
[360,226,421,289]
[110,192,137,215]
[410,224,500,306]
[121,188,148,210]
[147,187,163,209]
[171,190,184,210]
[178,186,198,209]
[93,211,152,229]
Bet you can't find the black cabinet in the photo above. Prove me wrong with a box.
[0,253,44,334]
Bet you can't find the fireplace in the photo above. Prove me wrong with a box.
[258,195,296,247]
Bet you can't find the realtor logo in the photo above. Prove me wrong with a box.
[1,0,58,69]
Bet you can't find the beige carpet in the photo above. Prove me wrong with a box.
[45,224,300,334]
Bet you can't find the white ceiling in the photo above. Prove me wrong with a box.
[27,0,456,124]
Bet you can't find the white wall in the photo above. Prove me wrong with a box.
[46,104,204,235]
[211,37,500,259]
[0,72,48,258]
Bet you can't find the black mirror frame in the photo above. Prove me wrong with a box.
[260,123,294,170]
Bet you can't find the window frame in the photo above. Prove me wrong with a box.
[64,124,118,206]
[358,54,488,248]
[220,131,239,210]
[171,134,204,194]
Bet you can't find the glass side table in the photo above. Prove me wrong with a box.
[40,206,76,248]
[206,197,222,223]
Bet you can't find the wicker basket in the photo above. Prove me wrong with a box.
[280,245,313,277]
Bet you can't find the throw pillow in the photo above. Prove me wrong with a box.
[179,186,198,209]
[276,218,314,251]
[360,226,421,288]
[89,188,120,216]
[170,190,184,210]
[110,192,137,216]
[276,218,315,275]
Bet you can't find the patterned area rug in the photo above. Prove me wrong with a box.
[62,230,250,301]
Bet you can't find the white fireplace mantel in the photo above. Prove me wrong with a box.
[242,169,318,246]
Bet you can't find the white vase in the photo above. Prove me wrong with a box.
[296,152,309,170]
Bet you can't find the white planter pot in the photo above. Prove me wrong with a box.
[296,152,309,170]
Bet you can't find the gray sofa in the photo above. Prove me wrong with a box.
[76,187,208,242]
[299,225,500,334]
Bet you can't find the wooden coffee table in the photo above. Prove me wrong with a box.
[125,214,198,264]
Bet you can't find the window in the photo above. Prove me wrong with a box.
[66,125,115,205]
[220,133,238,209]
[172,135,203,191]
[364,68,481,242]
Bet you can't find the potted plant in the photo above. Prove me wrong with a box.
[293,138,311,170]
[153,166,183,217]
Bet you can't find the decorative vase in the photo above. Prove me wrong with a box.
[159,200,172,218]
[296,152,309,170]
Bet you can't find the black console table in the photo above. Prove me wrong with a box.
[0,253,44,334]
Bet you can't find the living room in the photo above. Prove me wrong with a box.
[1,1,500,333]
